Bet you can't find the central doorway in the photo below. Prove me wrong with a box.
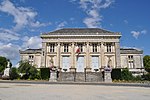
[76,56,84,72]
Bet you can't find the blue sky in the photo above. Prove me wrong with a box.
[0,0,149,66]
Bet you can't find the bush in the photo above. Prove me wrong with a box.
[10,67,20,80]
[40,68,50,80]
[142,73,150,81]
[111,68,122,80]
[28,66,41,80]
[121,68,133,81]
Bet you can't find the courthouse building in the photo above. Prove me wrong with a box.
[20,28,144,77]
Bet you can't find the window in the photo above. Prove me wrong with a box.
[106,43,112,52]
[50,44,55,52]
[92,43,97,52]
[64,44,69,52]
[128,55,133,60]
[29,55,34,65]
[78,44,83,52]
[128,61,134,68]
[128,55,134,68]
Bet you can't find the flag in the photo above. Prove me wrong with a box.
[76,47,80,54]
[76,47,80,61]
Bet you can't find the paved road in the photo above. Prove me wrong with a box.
[0,82,150,100]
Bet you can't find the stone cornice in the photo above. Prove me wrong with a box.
[41,34,122,38]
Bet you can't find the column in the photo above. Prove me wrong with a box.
[85,42,91,72]
[41,42,47,67]
[57,42,60,69]
[101,42,105,69]
[115,42,121,68]
[70,42,76,72]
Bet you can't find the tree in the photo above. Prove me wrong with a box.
[18,60,40,79]
[143,55,150,73]
[0,56,12,73]
[18,60,31,73]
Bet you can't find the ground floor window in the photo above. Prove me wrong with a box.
[128,61,134,68]
[91,56,99,72]
[62,56,70,72]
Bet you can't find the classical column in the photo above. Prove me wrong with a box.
[101,42,105,69]
[70,42,76,72]
[41,42,47,67]
[85,42,91,72]
[115,42,121,68]
[57,42,60,69]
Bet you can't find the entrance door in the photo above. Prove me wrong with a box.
[76,56,84,72]
[62,56,70,72]
[91,56,99,72]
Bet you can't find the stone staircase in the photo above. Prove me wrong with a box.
[58,72,103,82]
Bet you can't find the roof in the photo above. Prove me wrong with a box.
[19,49,42,54]
[41,28,121,36]
[120,48,143,54]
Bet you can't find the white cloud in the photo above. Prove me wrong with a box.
[21,36,42,49]
[30,21,51,28]
[124,20,128,24]
[0,42,20,61]
[141,30,147,34]
[131,29,147,39]
[71,0,114,28]
[0,28,20,42]
[56,21,68,30]
[0,35,42,66]
[131,31,140,39]
[0,0,50,31]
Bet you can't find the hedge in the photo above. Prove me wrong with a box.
[111,68,122,80]
[40,68,50,80]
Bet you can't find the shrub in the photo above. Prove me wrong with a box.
[40,68,50,80]
[10,67,20,80]
[111,68,122,80]
[121,68,133,81]
[142,73,150,81]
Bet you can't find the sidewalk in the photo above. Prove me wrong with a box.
[0,79,150,88]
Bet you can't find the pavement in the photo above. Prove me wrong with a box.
[0,80,150,100]
[0,80,150,88]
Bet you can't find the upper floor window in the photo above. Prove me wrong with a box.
[106,43,112,52]
[29,55,34,61]
[64,44,69,52]
[50,43,55,52]
[92,43,97,52]
[77,43,83,52]
[128,55,133,60]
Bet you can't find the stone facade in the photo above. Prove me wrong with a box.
[19,28,144,80]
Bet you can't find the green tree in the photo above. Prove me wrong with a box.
[0,56,12,73]
[18,60,31,73]
[143,55,150,73]
[18,60,40,79]
[121,68,133,81]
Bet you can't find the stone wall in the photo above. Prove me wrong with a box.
[58,72,103,82]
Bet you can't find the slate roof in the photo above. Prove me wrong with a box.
[19,49,42,54]
[120,48,143,54]
[42,28,121,36]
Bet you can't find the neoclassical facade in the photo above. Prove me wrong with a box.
[20,28,143,74]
